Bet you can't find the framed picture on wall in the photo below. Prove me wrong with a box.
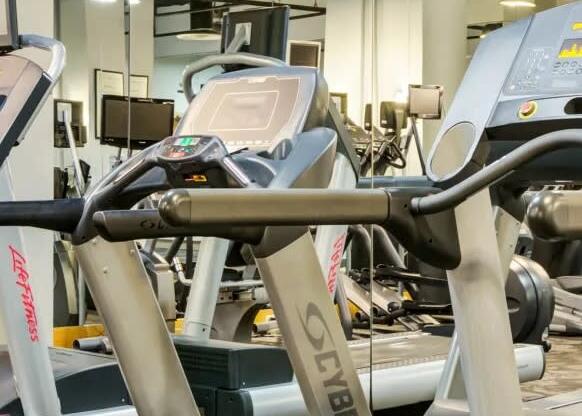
[130,74,149,99]
[95,69,124,139]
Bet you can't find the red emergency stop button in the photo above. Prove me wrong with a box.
[518,101,538,119]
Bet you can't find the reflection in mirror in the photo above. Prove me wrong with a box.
[56,0,132,181]
[138,1,331,348]
[52,0,404,413]
[326,1,452,412]
[54,0,129,327]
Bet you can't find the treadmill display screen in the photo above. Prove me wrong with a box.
[208,91,278,131]
[558,38,582,59]
[183,75,301,150]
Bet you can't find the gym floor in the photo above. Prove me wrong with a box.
[78,318,582,408]
[522,336,582,400]
[374,336,582,415]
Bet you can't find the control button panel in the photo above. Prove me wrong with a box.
[507,48,552,93]
[158,135,208,160]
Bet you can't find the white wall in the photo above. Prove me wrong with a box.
[377,0,424,174]
[325,0,424,174]
[324,0,366,123]
[7,0,55,342]
[59,0,155,179]
[468,0,503,23]
[422,0,468,150]
[130,0,155,78]
[376,0,423,107]
[59,0,127,181]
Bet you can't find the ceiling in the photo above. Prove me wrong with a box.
[154,0,327,10]
[155,0,190,7]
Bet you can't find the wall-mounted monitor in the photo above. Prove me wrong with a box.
[287,40,321,68]
[408,84,443,119]
[221,6,289,61]
[0,0,18,53]
[100,95,174,149]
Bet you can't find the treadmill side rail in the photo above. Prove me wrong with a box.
[254,232,371,416]
[0,164,62,416]
[443,190,524,416]
[182,237,230,340]
[75,238,201,416]
[247,342,544,416]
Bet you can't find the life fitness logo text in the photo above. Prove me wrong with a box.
[9,246,39,342]
[299,302,358,415]
[327,233,346,295]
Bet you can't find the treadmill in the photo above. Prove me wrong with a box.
[156,2,582,415]
[86,55,542,415]
[151,31,544,416]
[0,50,374,414]
[87,69,542,415]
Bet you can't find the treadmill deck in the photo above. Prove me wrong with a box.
[348,332,450,372]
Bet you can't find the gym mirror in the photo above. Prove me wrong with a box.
[54,0,130,327]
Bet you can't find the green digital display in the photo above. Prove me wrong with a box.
[175,136,197,146]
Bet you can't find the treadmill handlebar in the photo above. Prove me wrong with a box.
[159,188,391,227]
[182,52,286,102]
[0,198,83,233]
[412,129,582,215]
[92,209,264,244]
[19,34,66,82]
[158,187,462,269]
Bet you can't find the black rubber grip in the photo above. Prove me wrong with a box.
[0,198,83,233]
[93,209,264,244]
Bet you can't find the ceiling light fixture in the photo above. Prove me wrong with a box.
[176,30,221,41]
[499,0,536,8]
[175,2,223,41]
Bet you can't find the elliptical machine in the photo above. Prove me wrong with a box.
[349,115,554,349]
[525,190,582,335]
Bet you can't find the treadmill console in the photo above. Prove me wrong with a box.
[158,135,226,162]
[427,2,582,185]
[0,55,51,166]
[492,5,582,138]
[156,135,231,188]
